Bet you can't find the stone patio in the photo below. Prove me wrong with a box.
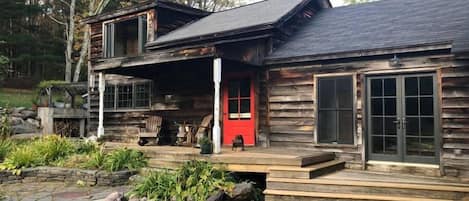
[0,182,129,201]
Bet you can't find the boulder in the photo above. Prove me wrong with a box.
[12,120,39,134]
[229,182,256,201]
[20,110,37,119]
[102,192,125,201]
[9,117,24,126]
[207,190,227,201]
[26,118,40,128]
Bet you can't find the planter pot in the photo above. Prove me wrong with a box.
[54,102,65,108]
[200,143,213,154]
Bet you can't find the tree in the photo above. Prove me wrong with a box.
[343,0,377,5]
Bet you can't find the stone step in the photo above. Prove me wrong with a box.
[264,190,455,201]
[268,160,345,179]
[266,177,469,200]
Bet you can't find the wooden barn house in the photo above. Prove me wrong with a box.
[84,0,469,200]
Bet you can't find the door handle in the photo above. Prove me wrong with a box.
[401,118,407,130]
[393,119,401,130]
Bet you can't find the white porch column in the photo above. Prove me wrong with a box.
[213,58,222,154]
[97,72,105,138]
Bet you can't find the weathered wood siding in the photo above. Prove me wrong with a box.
[440,58,469,178]
[90,22,103,62]
[266,52,469,176]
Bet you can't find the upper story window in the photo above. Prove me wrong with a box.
[103,15,147,58]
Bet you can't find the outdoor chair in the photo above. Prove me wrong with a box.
[138,116,163,146]
[194,114,213,147]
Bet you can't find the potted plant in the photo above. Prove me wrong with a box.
[198,136,213,155]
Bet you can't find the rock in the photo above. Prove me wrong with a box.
[26,118,40,128]
[207,190,227,201]
[20,110,37,119]
[13,107,26,114]
[230,182,256,201]
[12,120,39,134]
[9,117,24,126]
[102,192,125,201]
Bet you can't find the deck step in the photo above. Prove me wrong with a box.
[264,189,455,201]
[268,160,345,179]
[148,158,188,169]
[266,177,469,200]
[210,152,335,167]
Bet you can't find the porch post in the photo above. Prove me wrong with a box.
[213,58,222,154]
[97,72,105,138]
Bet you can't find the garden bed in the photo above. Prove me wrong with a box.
[0,166,137,186]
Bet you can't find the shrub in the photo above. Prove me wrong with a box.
[83,149,106,170]
[53,154,90,169]
[0,109,12,139]
[104,148,147,172]
[74,140,98,154]
[1,145,42,170]
[129,171,176,201]
[129,160,235,201]
[32,135,75,163]
[0,139,14,161]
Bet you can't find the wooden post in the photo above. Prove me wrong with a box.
[98,72,105,138]
[213,58,222,154]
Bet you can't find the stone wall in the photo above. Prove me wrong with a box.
[0,167,137,186]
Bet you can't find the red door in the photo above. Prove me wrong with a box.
[223,73,255,146]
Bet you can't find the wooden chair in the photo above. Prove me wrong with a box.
[194,114,213,146]
[138,116,163,146]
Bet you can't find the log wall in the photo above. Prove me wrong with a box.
[265,52,469,177]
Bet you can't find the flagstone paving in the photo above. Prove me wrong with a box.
[0,182,130,201]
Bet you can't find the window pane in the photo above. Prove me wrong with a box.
[420,138,435,156]
[405,77,418,96]
[228,81,239,98]
[135,83,150,108]
[228,100,238,114]
[420,97,433,115]
[140,16,147,53]
[384,137,397,154]
[240,99,250,114]
[338,111,354,144]
[405,97,418,115]
[384,98,396,115]
[384,78,396,96]
[384,117,397,136]
[371,79,382,97]
[406,117,419,137]
[239,79,250,98]
[337,77,353,108]
[371,98,383,115]
[420,77,433,95]
[406,137,420,156]
[318,79,336,109]
[104,85,115,109]
[372,136,384,154]
[372,117,383,135]
[421,117,434,136]
[318,111,337,143]
[118,85,133,108]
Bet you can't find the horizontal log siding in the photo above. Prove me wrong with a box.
[440,59,469,178]
[266,53,469,175]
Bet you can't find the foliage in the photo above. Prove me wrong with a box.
[103,148,147,172]
[32,135,76,163]
[129,170,177,201]
[0,108,12,139]
[83,149,106,170]
[1,145,43,172]
[0,139,14,161]
[129,160,235,201]
[74,140,98,154]
[0,55,8,81]
[198,136,212,145]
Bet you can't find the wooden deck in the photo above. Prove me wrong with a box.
[103,142,339,173]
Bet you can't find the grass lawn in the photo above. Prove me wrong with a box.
[0,88,33,108]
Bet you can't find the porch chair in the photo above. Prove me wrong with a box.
[194,114,213,147]
[138,116,163,146]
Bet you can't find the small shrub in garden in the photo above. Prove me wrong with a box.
[129,170,176,201]
[0,139,14,161]
[83,149,106,170]
[32,135,75,163]
[104,148,147,172]
[0,145,42,173]
[74,140,98,154]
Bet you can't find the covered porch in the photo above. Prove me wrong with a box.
[94,54,266,153]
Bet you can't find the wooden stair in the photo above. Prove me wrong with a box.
[264,170,469,201]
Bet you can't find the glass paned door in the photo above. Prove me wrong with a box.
[367,74,438,164]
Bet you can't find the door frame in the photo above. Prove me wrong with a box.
[365,73,440,164]
[222,71,256,146]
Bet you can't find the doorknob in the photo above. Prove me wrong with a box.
[393,119,401,129]
[401,118,407,130]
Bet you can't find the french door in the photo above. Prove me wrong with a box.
[367,74,439,164]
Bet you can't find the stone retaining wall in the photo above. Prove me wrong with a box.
[0,167,137,186]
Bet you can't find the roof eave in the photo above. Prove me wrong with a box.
[265,42,453,65]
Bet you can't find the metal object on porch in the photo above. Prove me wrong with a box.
[175,121,196,146]
[194,114,213,148]
[138,116,163,146]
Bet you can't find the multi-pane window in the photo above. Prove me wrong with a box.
[317,76,354,144]
[103,15,148,58]
[103,82,150,110]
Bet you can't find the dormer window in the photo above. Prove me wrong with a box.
[103,15,147,58]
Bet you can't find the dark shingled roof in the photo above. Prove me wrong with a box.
[268,0,469,61]
[148,0,306,46]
